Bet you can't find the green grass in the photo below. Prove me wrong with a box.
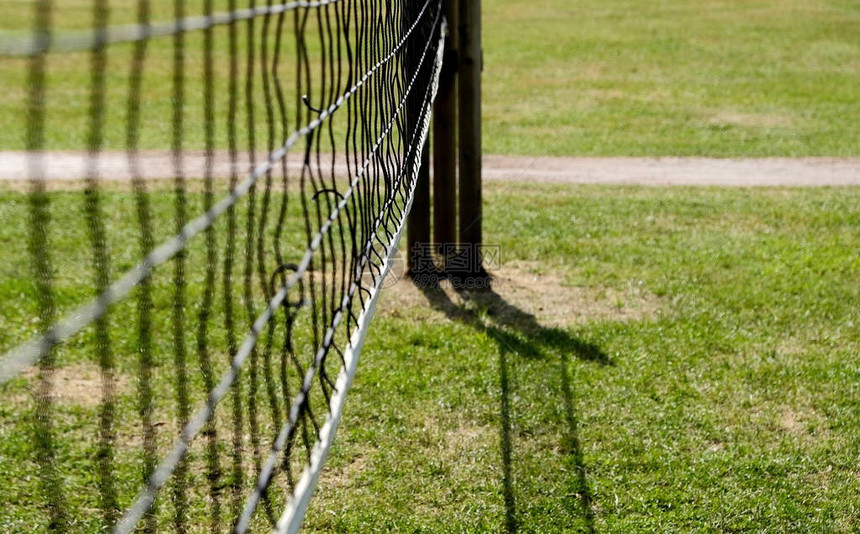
[0,185,322,532]
[1,0,859,155]
[303,183,860,532]
[485,0,860,156]
[0,0,360,152]
[0,0,859,530]
[1,182,858,531]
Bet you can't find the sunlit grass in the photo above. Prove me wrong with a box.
[1,0,858,155]
[302,182,860,532]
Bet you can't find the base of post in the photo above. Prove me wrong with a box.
[406,264,494,292]
[407,265,447,289]
[446,265,494,292]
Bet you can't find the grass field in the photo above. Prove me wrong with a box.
[1,182,858,531]
[484,0,860,156]
[1,0,859,532]
[305,183,860,532]
[1,0,858,155]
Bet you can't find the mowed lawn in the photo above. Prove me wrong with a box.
[484,0,860,156]
[1,183,857,531]
[304,183,860,532]
[0,0,858,155]
[0,0,858,532]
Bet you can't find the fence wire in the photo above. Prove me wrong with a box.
[0,0,444,531]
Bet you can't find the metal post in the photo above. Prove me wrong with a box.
[458,0,483,276]
[433,0,459,257]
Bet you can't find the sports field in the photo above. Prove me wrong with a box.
[0,0,859,532]
[303,184,860,532]
[484,0,860,156]
[1,183,858,531]
[1,0,858,156]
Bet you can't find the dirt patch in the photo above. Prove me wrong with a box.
[778,405,829,442]
[0,150,349,193]
[780,409,804,435]
[0,150,341,182]
[323,454,368,491]
[481,155,860,186]
[377,261,661,328]
[418,415,495,474]
[2,151,860,187]
[705,441,725,453]
[21,363,129,408]
[491,261,661,327]
[708,111,794,129]
[775,337,807,356]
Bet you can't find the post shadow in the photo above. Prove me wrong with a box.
[415,278,609,533]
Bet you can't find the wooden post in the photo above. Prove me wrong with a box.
[407,137,431,274]
[405,3,432,275]
[433,0,459,257]
[458,0,483,275]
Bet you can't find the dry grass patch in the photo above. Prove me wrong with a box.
[322,454,369,492]
[777,405,830,442]
[708,111,795,130]
[19,362,129,408]
[377,260,661,328]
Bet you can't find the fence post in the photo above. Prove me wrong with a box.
[407,137,431,275]
[406,2,432,276]
[458,0,483,276]
[433,0,459,259]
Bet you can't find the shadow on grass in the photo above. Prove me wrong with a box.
[415,279,611,533]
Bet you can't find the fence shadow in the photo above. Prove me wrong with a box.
[415,279,610,533]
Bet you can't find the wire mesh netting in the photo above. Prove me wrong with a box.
[0,0,444,531]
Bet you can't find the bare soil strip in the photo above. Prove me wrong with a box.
[0,150,335,182]
[1,151,858,186]
[482,155,860,186]
[377,260,661,327]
